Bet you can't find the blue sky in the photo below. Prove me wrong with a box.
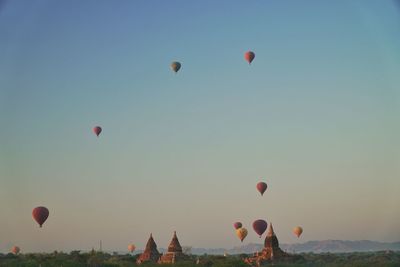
[0,0,399,252]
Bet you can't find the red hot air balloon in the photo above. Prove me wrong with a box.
[244,51,255,64]
[257,182,268,196]
[11,246,20,255]
[32,206,49,228]
[253,219,268,238]
[233,222,242,230]
[93,126,102,137]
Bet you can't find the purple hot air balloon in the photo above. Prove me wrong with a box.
[253,219,268,238]
[233,222,242,230]
[93,126,102,137]
[256,182,268,196]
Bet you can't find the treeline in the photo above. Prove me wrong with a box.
[0,251,246,267]
[1,250,399,267]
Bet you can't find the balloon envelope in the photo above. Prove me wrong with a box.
[244,51,255,64]
[253,219,268,237]
[233,222,242,230]
[11,246,20,255]
[293,226,303,238]
[32,206,49,227]
[128,244,136,252]
[171,61,181,73]
[256,182,268,196]
[236,228,248,242]
[93,126,102,137]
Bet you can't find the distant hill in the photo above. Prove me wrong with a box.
[189,240,400,255]
[281,240,400,253]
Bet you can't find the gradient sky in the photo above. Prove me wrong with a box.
[1,0,399,253]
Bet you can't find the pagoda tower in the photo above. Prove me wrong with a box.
[244,223,292,266]
[262,223,286,259]
[137,233,161,264]
[159,231,190,264]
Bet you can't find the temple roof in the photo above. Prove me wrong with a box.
[167,231,183,253]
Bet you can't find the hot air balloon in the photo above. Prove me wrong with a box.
[93,126,102,137]
[233,222,242,230]
[128,244,136,253]
[256,182,268,196]
[244,51,255,64]
[293,226,303,238]
[253,219,268,238]
[236,227,248,242]
[171,61,181,73]
[11,246,20,255]
[32,206,49,228]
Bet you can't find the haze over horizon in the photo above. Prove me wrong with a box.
[1,0,399,253]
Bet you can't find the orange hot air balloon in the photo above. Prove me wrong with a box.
[128,244,136,253]
[244,51,255,64]
[236,227,248,242]
[93,126,102,137]
[32,206,49,227]
[293,226,303,238]
[11,246,20,255]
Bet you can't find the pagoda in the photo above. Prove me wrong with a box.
[262,223,287,259]
[159,231,190,264]
[136,233,161,264]
[244,223,294,266]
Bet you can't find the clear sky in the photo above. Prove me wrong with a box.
[0,0,399,253]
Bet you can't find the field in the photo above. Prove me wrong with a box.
[1,251,400,267]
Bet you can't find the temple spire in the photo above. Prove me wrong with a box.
[244,223,291,265]
[168,231,182,253]
[267,223,275,236]
[137,233,160,264]
[159,231,189,263]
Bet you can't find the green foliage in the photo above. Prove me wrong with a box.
[0,251,399,267]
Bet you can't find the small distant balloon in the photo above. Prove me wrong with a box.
[256,182,268,196]
[128,244,136,253]
[244,51,255,64]
[253,219,268,238]
[171,61,181,73]
[93,126,102,137]
[293,226,303,238]
[233,222,242,230]
[11,246,20,255]
[32,206,49,228]
[236,227,248,242]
